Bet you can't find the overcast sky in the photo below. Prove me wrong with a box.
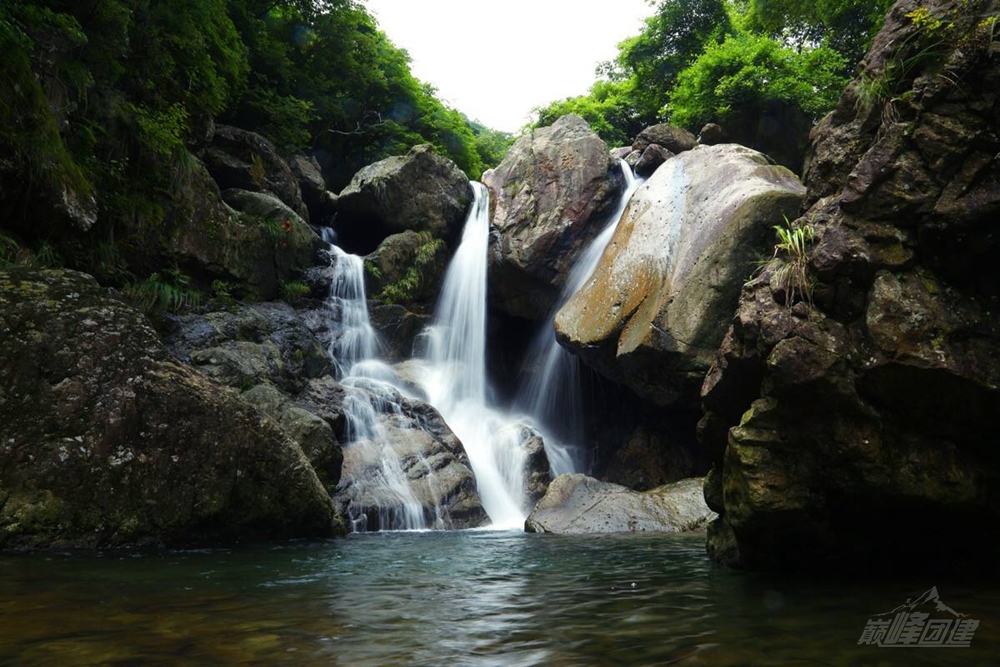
[362,0,654,133]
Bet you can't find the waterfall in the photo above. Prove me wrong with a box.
[324,243,379,378]
[514,161,641,474]
[420,183,528,529]
[321,165,640,532]
[320,231,427,531]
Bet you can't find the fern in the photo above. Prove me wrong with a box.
[125,269,202,313]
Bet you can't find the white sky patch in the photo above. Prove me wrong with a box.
[362,0,653,133]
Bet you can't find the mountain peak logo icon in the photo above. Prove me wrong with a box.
[859,587,978,648]
[876,587,968,619]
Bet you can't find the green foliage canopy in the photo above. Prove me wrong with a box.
[532,0,888,169]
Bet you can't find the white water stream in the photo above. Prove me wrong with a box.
[514,161,641,474]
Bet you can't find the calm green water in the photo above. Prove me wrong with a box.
[1,531,998,666]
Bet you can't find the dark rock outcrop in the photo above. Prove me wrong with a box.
[701,0,1000,570]
[483,114,625,320]
[0,269,342,550]
[242,383,342,490]
[698,123,727,145]
[632,123,698,154]
[164,302,331,395]
[364,230,449,312]
[202,124,309,222]
[167,163,322,301]
[221,189,307,229]
[287,154,338,225]
[634,144,674,177]
[335,145,473,255]
[556,144,805,407]
[369,304,430,362]
[525,475,713,534]
[598,424,699,492]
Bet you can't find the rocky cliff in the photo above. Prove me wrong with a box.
[700,0,1000,569]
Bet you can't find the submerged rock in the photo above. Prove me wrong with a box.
[483,114,625,320]
[0,269,342,550]
[701,0,1000,570]
[336,145,473,254]
[525,475,713,534]
[556,144,804,406]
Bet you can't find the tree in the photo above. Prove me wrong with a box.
[745,0,894,69]
[668,32,848,167]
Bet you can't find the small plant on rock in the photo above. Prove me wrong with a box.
[772,220,816,306]
[125,268,202,313]
[280,280,310,304]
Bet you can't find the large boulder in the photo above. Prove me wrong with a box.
[701,0,1000,570]
[335,145,473,254]
[556,144,805,406]
[167,163,322,301]
[0,269,342,550]
[242,384,342,490]
[334,379,488,530]
[525,475,713,534]
[632,123,697,154]
[202,124,309,222]
[483,114,625,320]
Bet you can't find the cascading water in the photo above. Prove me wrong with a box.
[322,165,641,531]
[514,161,642,473]
[420,183,528,528]
[323,240,379,378]
[320,230,427,531]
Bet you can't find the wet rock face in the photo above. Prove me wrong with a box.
[525,475,713,534]
[334,379,489,530]
[556,144,805,407]
[702,0,1000,570]
[0,269,343,550]
[335,145,473,255]
[202,124,309,222]
[483,114,625,321]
